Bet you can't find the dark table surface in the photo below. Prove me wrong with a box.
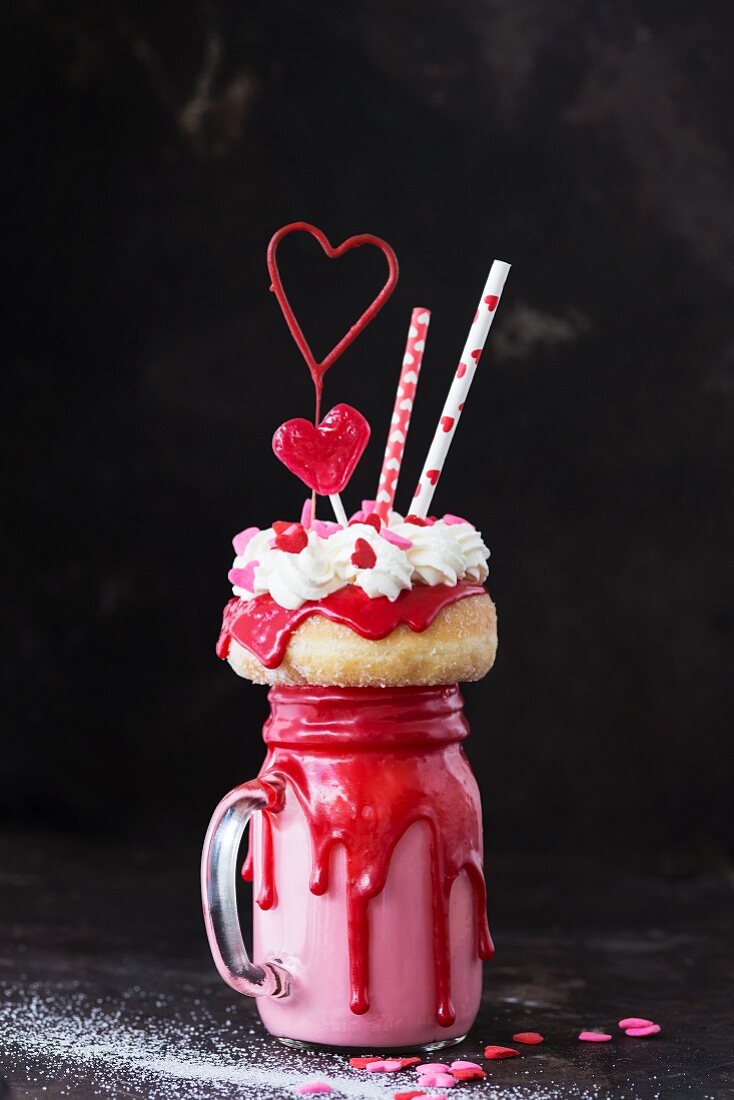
[0,831,731,1099]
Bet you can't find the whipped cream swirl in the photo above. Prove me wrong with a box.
[229,513,490,609]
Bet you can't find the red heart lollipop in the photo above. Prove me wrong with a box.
[267,222,398,396]
[272,404,370,495]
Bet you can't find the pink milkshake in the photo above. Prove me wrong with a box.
[201,221,509,1049]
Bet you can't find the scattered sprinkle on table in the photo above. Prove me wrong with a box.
[618,1017,655,1029]
[295,1083,333,1095]
[578,1031,613,1042]
[513,1031,545,1044]
[625,1023,662,1037]
[484,1045,520,1059]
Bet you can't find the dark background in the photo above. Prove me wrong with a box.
[5,1,733,865]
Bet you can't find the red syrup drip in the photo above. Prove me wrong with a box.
[217,580,487,669]
[241,685,494,1026]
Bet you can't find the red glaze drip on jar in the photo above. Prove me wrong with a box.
[242,685,493,1026]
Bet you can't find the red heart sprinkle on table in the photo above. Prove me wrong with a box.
[513,1032,545,1045]
[456,362,468,379]
[426,469,440,485]
[351,538,377,569]
[274,522,308,554]
[485,294,499,310]
[484,1045,520,1059]
[440,416,455,432]
[349,1058,382,1069]
[452,1067,486,1080]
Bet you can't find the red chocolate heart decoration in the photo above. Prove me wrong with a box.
[267,222,399,394]
[272,404,370,495]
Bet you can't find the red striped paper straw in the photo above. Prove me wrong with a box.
[375,307,431,523]
[411,260,510,517]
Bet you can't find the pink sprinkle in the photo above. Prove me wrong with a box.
[300,498,313,528]
[365,1060,404,1073]
[382,529,413,550]
[625,1024,661,1037]
[618,1017,655,1029]
[417,1073,455,1088]
[361,499,377,513]
[228,561,258,591]
[312,519,342,538]
[441,514,469,526]
[450,1060,483,1071]
[295,1084,333,1095]
[578,1031,613,1042]
[416,1063,451,1074]
[232,526,259,555]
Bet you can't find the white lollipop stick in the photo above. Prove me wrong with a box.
[329,493,348,527]
[411,260,510,518]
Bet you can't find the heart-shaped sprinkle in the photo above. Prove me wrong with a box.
[312,520,342,538]
[484,1045,520,1059]
[426,468,440,485]
[470,348,483,361]
[456,362,468,379]
[273,522,308,554]
[450,1061,484,1071]
[351,538,377,569]
[404,514,429,526]
[416,1063,450,1074]
[484,294,499,310]
[365,1059,403,1073]
[382,529,412,549]
[228,561,259,591]
[273,404,370,495]
[440,416,454,432]
[349,513,381,532]
[232,527,259,555]
[513,1032,544,1045]
[442,513,468,525]
[416,1072,455,1088]
[625,1024,661,1037]
[452,1067,486,1081]
[296,1083,333,1095]
[618,1017,655,1030]
[578,1032,612,1042]
[393,1093,426,1100]
[349,1058,381,1069]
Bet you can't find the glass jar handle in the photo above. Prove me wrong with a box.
[201,774,291,999]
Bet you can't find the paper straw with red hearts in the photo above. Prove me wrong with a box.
[375,307,431,523]
[411,260,511,517]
